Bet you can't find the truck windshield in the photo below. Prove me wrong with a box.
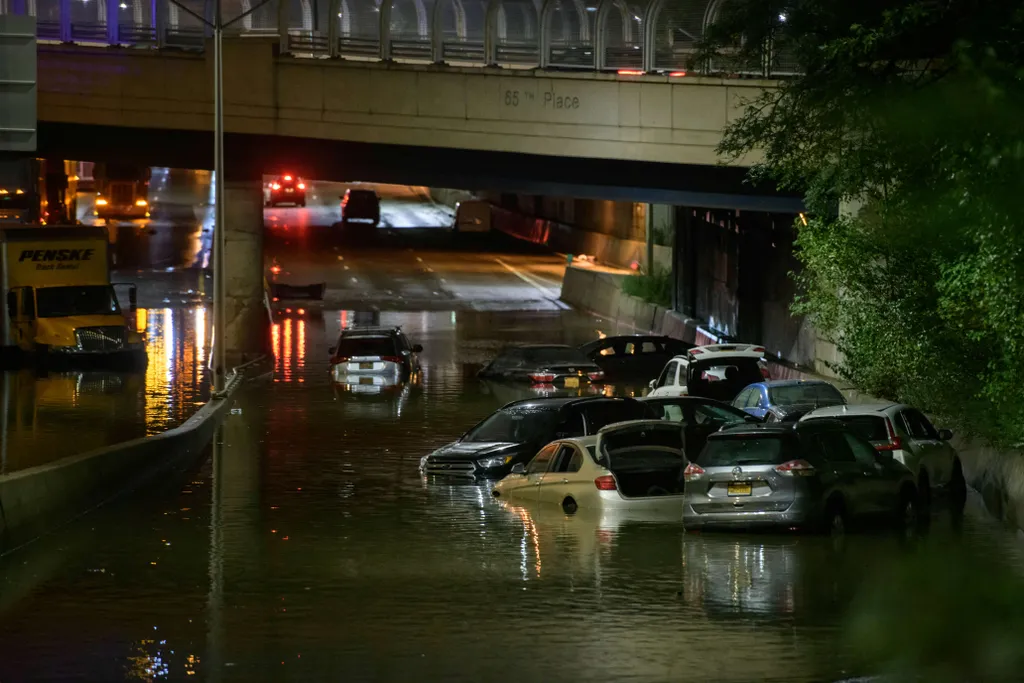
[36,286,120,318]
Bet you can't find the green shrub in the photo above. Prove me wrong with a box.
[621,267,671,307]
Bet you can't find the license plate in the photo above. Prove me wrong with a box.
[727,482,752,496]
[564,377,579,388]
[359,376,374,385]
[359,362,374,369]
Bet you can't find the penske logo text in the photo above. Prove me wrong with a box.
[18,248,95,262]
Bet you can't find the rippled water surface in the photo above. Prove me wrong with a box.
[2,306,1024,683]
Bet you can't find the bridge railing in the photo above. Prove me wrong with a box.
[2,0,798,77]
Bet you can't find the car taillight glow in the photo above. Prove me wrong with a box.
[760,366,772,379]
[283,175,292,181]
[775,459,816,476]
[690,348,704,355]
[752,346,765,354]
[683,462,705,481]
[271,183,281,190]
[588,370,605,382]
[297,182,305,189]
[529,372,556,384]
[594,475,617,490]
[876,418,903,451]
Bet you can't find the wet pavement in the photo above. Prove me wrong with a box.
[5,172,1024,681]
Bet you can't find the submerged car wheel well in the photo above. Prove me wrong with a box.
[561,497,578,515]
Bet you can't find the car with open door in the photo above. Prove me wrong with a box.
[648,344,769,402]
[491,420,688,516]
[419,396,651,479]
[579,335,692,381]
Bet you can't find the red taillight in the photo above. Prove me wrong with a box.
[297,182,305,190]
[297,308,305,315]
[760,366,771,379]
[668,71,687,77]
[683,462,705,481]
[271,182,280,190]
[529,372,556,384]
[594,475,617,490]
[752,346,765,354]
[690,348,704,355]
[775,459,816,476]
[588,370,605,382]
[876,418,903,451]
[617,69,644,76]
[283,175,292,181]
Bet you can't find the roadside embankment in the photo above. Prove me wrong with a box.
[0,357,269,555]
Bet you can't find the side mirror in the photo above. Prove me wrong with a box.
[648,379,658,390]
[510,463,527,475]
[938,428,953,441]
[328,346,336,355]
[412,344,423,353]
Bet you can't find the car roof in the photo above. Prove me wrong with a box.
[801,403,904,420]
[340,326,400,337]
[758,379,836,388]
[346,188,376,195]
[639,395,718,403]
[499,396,637,411]
[665,343,766,363]
[711,419,845,438]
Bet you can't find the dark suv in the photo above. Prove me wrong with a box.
[420,396,654,479]
[267,174,306,207]
[340,189,380,228]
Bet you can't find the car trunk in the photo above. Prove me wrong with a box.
[599,423,687,499]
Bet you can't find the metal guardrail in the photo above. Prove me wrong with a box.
[4,0,799,77]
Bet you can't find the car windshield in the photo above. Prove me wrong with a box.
[36,285,120,318]
[335,336,396,357]
[769,383,845,406]
[696,435,797,467]
[831,415,889,441]
[463,408,559,443]
[522,347,591,365]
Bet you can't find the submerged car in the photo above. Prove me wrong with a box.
[648,344,769,402]
[328,326,422,385]
[267,174,306,207]
[492,420,688,516]
[640,395,758,459]
[340,188,380,228]
[420,396,651,479]
[733,379,846,423]
[478,344,605,390]
[682,420,919,533]
[801,403,965,508]
[579,335,692,381]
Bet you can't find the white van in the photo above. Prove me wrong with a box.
[453,200,491,233]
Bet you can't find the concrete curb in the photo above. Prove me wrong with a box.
[0,356,269,556]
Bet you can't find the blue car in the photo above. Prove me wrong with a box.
[731,379,846,422]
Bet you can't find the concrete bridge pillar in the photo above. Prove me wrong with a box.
[222,180,268,366]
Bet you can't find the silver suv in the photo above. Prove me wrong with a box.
[682,420,918,534]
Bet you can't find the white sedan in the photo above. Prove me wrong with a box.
[491,420,688,518]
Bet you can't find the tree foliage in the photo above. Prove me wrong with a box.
[700,0,1024,444]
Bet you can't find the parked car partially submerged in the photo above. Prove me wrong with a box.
[640,395,758,459]
[733,379,846,423]
[648,344,769,402]
[420,396,650,479]
[492,420,688,516]
[328,326,421,387]
[478,344,605,389]
[682,420,919,533]
[579,335,692,381]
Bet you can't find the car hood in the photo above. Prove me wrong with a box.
[427,441,525,462]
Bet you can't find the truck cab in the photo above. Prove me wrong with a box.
[1,227,146,367]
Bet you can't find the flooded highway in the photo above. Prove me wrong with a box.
[4,173,1024,682]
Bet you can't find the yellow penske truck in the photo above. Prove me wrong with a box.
[0,226,146,368]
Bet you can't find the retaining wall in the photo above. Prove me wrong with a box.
[0,360,267,555]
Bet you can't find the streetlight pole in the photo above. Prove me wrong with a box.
[166,0,275,396]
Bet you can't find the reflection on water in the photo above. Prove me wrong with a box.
[0,306,210,471]
[2,307,1024,683]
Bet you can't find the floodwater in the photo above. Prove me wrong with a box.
[2,307,1024,682]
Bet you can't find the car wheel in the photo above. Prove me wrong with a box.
[898,485,920,532]
[949,458,967,510]
[561,497,578,515]
[823,496,846,536]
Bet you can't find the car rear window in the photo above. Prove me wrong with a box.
[768,383,845,406]
[696,435,797,467]
[336,336,396,357]
[522,347,592,365]
[831,415,889,441]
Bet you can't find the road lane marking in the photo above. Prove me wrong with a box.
[493,258,569,309]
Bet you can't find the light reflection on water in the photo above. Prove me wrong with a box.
[0,306,210,472]
[1,308,1024,683]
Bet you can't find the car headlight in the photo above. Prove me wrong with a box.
[478,455,511,469]
[419,455,430,472]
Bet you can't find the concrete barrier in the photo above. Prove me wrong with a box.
[0,358,268,555]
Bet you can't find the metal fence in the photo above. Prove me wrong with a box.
[1,0,795,76]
